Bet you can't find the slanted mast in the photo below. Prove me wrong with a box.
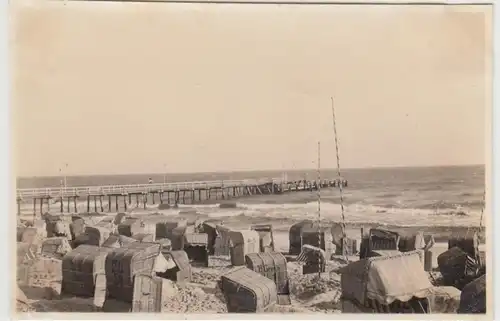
[331,97,348,258]
[316,141,322,278]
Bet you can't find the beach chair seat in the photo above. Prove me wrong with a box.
[105,242,161,303]
[245,251,291,305]
[156,250,192,284]
[219,266,278,313]
[61,245,113,298]
[339,250,433,313]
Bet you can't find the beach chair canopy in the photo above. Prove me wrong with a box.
[370,228,400,241]
[458,274,486,314]
[331,222,345,247]
[369,250,403,258]
[288,220,318,255]
[153,252,172,273]
[228,230,260,247]
[448,230,479,259]
[54,220,71,237]
[101,234,138,248]
[339,250,433,306]
[228,230,260,266]
[251,224,275,251]
[250,224,273,232]
[399,232,426,252]
[215,224,231,234]
[200,220,219,232]
[296,244,327,264]
[113,213,127,225]
[97,216,114,224]
[289,220,315,240]
[17,284,28,303]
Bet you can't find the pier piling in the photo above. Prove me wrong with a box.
[17,197,21,217]
[16,178,348,215]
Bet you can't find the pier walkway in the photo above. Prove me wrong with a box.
[16,178,347,215]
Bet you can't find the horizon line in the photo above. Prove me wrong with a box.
[56,0,493,5]
[16,163,485,180]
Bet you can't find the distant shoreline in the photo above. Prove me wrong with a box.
[17,163,485,181]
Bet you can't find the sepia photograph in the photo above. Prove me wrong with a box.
[11,0,491,316]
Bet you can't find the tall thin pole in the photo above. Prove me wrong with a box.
[64,163,68,189]
[331,97,347,257]
[316,141,321,278]
[163,163,167,185]
[59,167,63,197]
[479,190,485,229]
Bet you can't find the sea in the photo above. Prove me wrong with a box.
[17,165,485,227]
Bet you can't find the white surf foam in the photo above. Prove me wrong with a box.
[19,199,482,227]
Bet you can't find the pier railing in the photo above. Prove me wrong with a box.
[16,178,285,199]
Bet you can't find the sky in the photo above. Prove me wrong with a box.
[11,1,491,177]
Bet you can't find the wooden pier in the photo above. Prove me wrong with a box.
[16,178,348,215]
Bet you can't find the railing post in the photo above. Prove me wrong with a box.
[18,177,294,202]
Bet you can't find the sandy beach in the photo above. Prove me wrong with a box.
[16,206,486,314]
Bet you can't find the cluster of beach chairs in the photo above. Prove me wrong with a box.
[333,225,486,314]
[16,214,485,314]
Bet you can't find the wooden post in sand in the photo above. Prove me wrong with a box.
[124,196,127,211]
[108,196,112,212]
[87,196,90,213]
[100,196,103,212]
[94,196,98,213]
[17,197,21,217]
[115,196,118,212]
